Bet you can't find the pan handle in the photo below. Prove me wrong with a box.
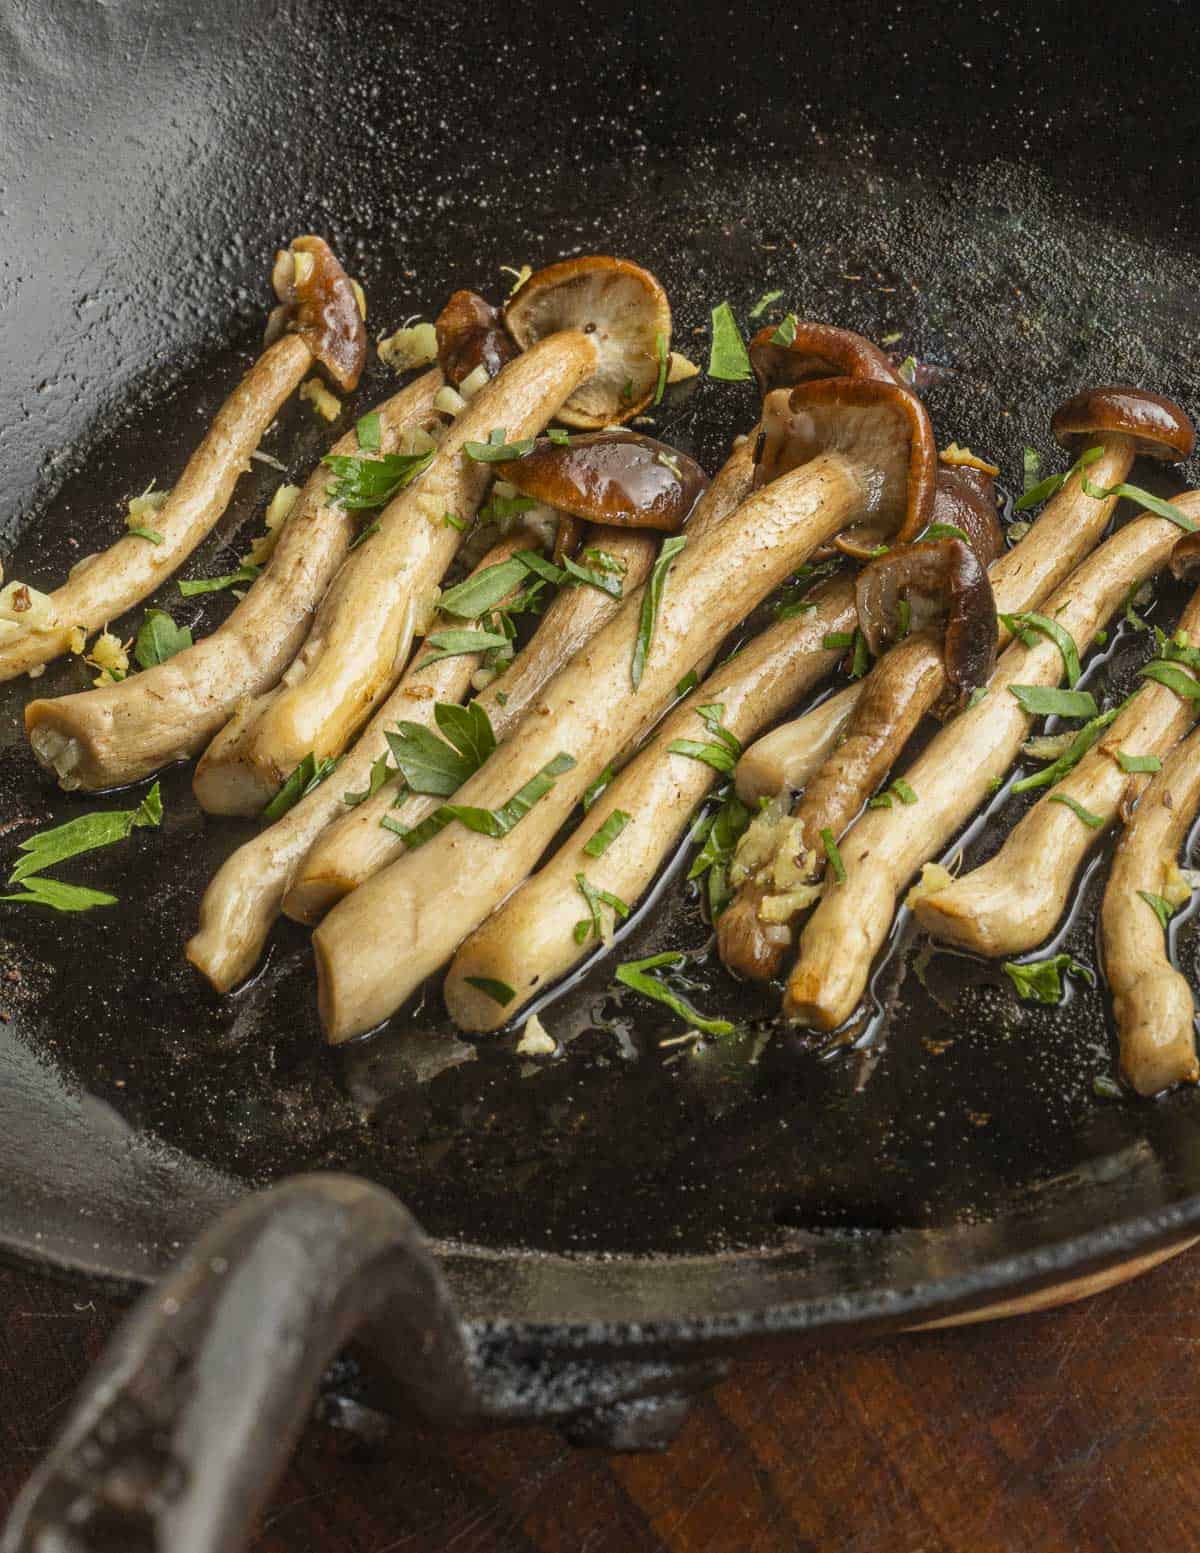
[1,1174,477,1553]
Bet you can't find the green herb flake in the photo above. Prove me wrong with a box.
[127,526,164,545]
[1048,792,1105,828]
[262,752,341,822]
[1022,446,1042,493]
[897,597,912,639]
[1138,889,1177,930]
[344,752,392,808]
[1014,444,1104,512]
[355,411,382,452]
[707,302,752,382]
[891,778,918,805]
[614,951,735,1037]
[443,511,467,531]
[419,627,510,665]
[436,752,576,838]
[464,975,516,1007]
[966,687,989,710]
[867,792,893,810]
[1008,684,1100,719]
[1079,476,1198,533]
[547,427,570,446]
[919,521,971,544]
[1002,952,1095,1004]
[1,877,118,913]
[179,563,260,597]
[653,332,669,406]
[897,355,918,386]
[583,809,631,859]
[820,826,846,883]
[438,557,530,619]
[632,535,687,688]
[688,791,752,918]
[1093,1073,1124,1100]
[9,781,162,885]
[849,629,871,679]
[1009,612,1084,685]
[1141,660,1200,701]
[1011,708,1119,794]
[822,631,855,652]
[572,871,631,943]
[748,290,783,319]
[134,608,193,669]
[323,448,434,510]
[1117,751,1162,774]
[675,669,700,698]
[561,554,623,599]
[770,312,798,347]
[463,429,536,463]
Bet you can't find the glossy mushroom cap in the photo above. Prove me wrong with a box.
[749,320,899,397]
[435,290,517,388]
[1052,384,1195,462]
[854,463,1002,696]
[754,376,937,558]
[1170,531,1200,579]
[265,236,366,392]
[495,431,708,531]
[504,257,671,428]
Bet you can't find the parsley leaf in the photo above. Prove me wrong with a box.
[614,950,734,1036]
[1138,889,1177,930]
[707,302,752,382]
[322,449,434,510]
[632,536,687,689]
[464,428,536,462]
[1002,953,1095,1004]
[1014,444,1104,512]
[583,809,631,858]
[179,563,260,597]
[1048,792,1104,828]
[573,872,631,943]
[464,976,515,1007]
[343,752,392,808]
[1,877,118,912]
[1008,685,1099,719]
[134,609,192,669]
[262,752,340,821]
[9,782,162,884]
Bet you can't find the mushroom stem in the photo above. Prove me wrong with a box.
[314,449,872,1044]
[281,439,756,920]
[734,683,864,805]
[23,372,443,791]
[1101,722,1200,1096]
[444,581,857,1032]
[0,335,314,683]
[192,331,599,816]
[915,581,1200,956]
[783,497,1200,1032]
[720,435,1138,981]
[185,530,542,994]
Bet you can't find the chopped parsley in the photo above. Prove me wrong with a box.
[1002,953,1095,1004]
[179,563,260,597]
[1080,476,1198,533]
[9,782,162,886]
[632,536,687,689]
[707,302,752,382]
[323,448,434,509]
[1048,792,1104,828]
[748,290,783,319]
[463,427,536,462]
[653,332,669,406]
[1117,751,1162,774]
[583,809,631,858]
[464,976,516,1007]
[582,764,615,813]
[262,752,341,822]
[1014,444,1104,512]
[1008,685,1099,719]
[820,826,846,883]
[343,752,392,808]
[134,608,192,669]
[614,950,734,1037]
[1011,708,1119,794]
[688,790,752,917]
[1138,890,1177,930]
[355,411,382,451]
[573,872,631,943]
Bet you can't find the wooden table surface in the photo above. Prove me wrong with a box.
[2,1249,1199,1553]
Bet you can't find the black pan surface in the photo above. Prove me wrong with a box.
[4,0,1200,1340]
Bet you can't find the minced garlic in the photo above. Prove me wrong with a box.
[517,1013,556,1055]
[378,322,438,373]
[759,884,821,922]
[667,351,701,384]
[299,377,341,422]
[86,631,130,687]
[351,278,367,319]
[243,482,301,567]
[125,482,170,528]
[939,442,1000,476]
[502,263,532,298]
[459,364,490,400]
[433,385,467,417]
[729,796,791,887]
[66,626,86,655]
[0,580,56,632]
[399,425,439,457]
[905,861,955,909]
[1162,858,1196,909]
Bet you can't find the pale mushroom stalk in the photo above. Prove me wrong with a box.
[915,581,1200,956]
[315,442,904,1044]
[1100,722,1200,1096]
[192,333,598,815]
[282,439,755,919]
[443,579,857,1032]
[0,236,365,683]
[185,530,541,994]
[734,682,864,805]
[24,372,443,791]
[784,498,1200,1031]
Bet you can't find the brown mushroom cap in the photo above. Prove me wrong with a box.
[749,320,899,398]
[1169,531,1200,579]
[754,376,937,558]
[926,464,1004,565]
[436,290,517,387]
[503,257,671,428]
[265,236,366,392]
[1052,384,1195,462]
[494,431,708,531]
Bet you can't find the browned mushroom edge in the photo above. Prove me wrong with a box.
[494,431,709,533]
[854,464,1002,697]
[265,235,365,392]
[435,289,518,387]
[752,376,937,558]
[748,320,899,398]
[1052,383,1196,461]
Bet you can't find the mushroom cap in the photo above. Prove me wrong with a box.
[504,257,671,428]
[266,236,366,392]
[436,290,517,387]
[1051,384,1195,462]
[754,377,937,558]
[749,320,899,397]
[927,464,1004,565]
[1169,531,1200,579]
[495,431,708,531]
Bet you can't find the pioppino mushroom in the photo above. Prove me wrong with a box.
[749,320,899,397]
[494,431,708,533]
[435,290,517,388]
[264,235,366,392]
[855,464,1004,695]
[1051,383,1195,462]
[504,257,671,427]
[754,376,937,558]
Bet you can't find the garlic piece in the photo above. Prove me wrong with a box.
[378,322,438,373]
